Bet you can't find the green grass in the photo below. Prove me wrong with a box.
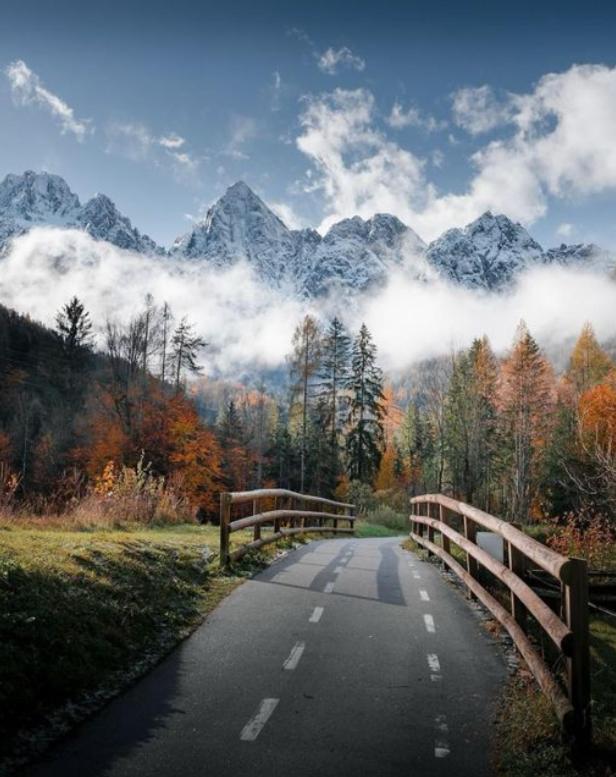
[355,521,404,538]
[494,615,616,776]
[0,522,262,767]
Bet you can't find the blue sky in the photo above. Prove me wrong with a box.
[3,0,616,248]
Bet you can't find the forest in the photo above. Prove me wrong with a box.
[1,295,616,558]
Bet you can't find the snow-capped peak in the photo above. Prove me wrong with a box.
[426,211,544,289]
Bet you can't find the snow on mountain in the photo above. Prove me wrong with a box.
[172,181,297,284]
[0,171,162,255]
[76,193,162,255]
[426,212,546,289]
[1,171,614,295]
[172,183,426,295]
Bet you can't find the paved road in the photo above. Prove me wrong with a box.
[24,537,505,777]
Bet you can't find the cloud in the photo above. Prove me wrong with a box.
[387,101,446,132]
[452,85,514,135]
[159,133,186,149]
[1,226,615,377]
[225,115,257,160]
[5,59,92,141]
[105,122,199,179]
[270,71,282,111]
[0,227,304,375]
[296,88,430,234]
[557,222,574,238]
[297,65,616,241]
[270,201,306,230]
[317,47,365,75]
[354,264,616,372]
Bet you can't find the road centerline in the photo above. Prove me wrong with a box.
[283,641,306,670]
[423,614,436,633]
[309,606,324,623]
[240,698,279,742]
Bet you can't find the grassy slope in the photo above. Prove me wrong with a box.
[0,523,261,766]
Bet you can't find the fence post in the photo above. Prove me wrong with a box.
[440,504,450,556]
[508,524,528,631]
[463,514,479,598]
[219,492,232,569]
[565,557,591,750]
[253,497,261,542]
[427,502,435,557]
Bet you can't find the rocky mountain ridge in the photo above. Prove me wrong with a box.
[0,171,611,296]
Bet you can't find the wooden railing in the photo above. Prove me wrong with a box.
[219,489,355,568]
[410,494,591,748]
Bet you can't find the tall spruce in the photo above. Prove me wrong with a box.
[288,315,321,492]
[346,324,385,483]
[171,318,206,390]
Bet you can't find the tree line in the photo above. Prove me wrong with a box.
[378,321,616,525]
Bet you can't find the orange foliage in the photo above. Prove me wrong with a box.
[578,372,616,451]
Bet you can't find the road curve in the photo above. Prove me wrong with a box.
[23,537,506,777]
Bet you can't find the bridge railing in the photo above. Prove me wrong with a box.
[410,494,590,748]
[219,488,355,568]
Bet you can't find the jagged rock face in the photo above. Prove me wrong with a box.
[172,181,298,284]
[76,194,161,254]
[0,171,162,255]
[296,214,426,296]
[172,186,426,296]
[1,171,614,295]
[426,212,545,289]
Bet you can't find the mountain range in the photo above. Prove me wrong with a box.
[0,170,612,296]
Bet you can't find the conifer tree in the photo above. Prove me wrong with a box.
[346,324,385,483]
[171,319,206,390]
[288,315,321,492]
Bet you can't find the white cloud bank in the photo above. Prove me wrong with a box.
[1,228,615,377]
[298,64,616,242]
[5,59,92,141]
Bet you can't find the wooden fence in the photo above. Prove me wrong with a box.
[219,488,355,568]
[410,494,591,748]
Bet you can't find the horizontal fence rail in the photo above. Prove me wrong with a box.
[409,494,590,748]
[220,488,355,568]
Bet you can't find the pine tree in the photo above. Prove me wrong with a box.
[346,324,385,484]
[55,296,93,363]
[567,322,612,395]
[318,317,351,443]
[288,315,321,492]
[171,319,206,390]
[317,317,351,488]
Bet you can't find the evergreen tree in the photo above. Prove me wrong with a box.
[346,324,385,483]
[171,319,206,390]
[288,315,321,492]
[316,317,351,490]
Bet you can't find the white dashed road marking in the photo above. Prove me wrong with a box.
[334,566,343,574]
[324,582,335,593]
[412,571,421,579]
[423,614,436,633]
[419,590,430,601]
[309,606,324,623]
[283,642,306,670]
[434,714,450,758]
[240,698,279,741]
[427,653,441,672]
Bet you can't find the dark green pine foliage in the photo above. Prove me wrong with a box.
[316,317,351,493]
[346,324,385,484]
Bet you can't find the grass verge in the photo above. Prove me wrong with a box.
[0,522,287,772]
